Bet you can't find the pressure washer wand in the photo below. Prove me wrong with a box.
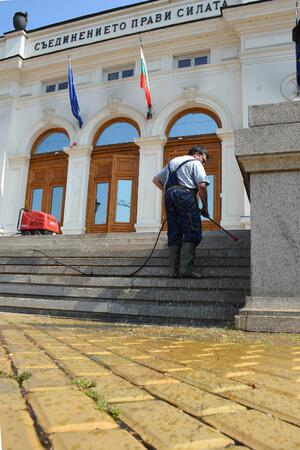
[200,210,238,242]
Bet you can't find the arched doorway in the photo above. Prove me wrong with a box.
[25,129,69,227]
[164,108,222,230]
[86,118,140,233]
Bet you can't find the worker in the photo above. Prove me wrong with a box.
[152,145,209,278]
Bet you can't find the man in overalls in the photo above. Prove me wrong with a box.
[153,145,209,278]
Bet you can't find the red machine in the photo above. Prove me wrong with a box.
[17,209,60,235]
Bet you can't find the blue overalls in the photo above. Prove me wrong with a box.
[164,160,202,247]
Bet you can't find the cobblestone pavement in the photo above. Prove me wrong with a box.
[0,313,300,449]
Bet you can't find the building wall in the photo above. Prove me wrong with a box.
[0,0,297,234]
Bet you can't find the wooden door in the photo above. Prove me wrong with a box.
[86,146,139,233]
[163,136,221,230]
[25,153,68,226]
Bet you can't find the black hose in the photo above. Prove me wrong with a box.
[128,219,167,277]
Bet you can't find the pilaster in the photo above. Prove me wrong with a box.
[2,154,30,234]
[134,136,166,232]
[216,128,247,229]
[61,146,92,235]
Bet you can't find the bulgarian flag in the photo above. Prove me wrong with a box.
[140,46,153,119]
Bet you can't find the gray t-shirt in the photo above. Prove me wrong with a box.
[155,155,209,190]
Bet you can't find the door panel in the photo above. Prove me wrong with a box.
[163,136,221,230]
[25,153,68,227]
[86,147,139,233]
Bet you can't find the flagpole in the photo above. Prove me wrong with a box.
[293,1,300,99]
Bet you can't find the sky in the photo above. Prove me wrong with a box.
[0,0,149,35]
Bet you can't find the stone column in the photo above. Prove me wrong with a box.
[134,136,166,232]
[235,101,300,332]
[61,146,92,235]
[216,128,244,229]
[2,154,30,234]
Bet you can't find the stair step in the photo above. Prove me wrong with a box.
[0,265,250,277]
[0,230,250,324]
[0,274,250,289]
[0,282,247,302]
[0,295,243,321]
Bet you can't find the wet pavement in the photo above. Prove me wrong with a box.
[0,312,300,449]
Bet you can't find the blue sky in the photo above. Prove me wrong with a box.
[0,0,148,35]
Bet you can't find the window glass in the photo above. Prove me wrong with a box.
[169,112,218,137]
[50,186,64,223]
[94,183,109,225]
[45,85,56,93]
[178,59,191,68]
[115,180,132,223]
[108,72,119,81]
[195,56,208,66]
[58,81,68,90]
[31,188,43,211]
[199,175,214,220]
[96,122,139,146]
[35,132,70,154]
[122,69,134,78]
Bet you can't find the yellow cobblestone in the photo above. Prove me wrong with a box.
[232,372,300,397]
[136,356,192,372]
[173,368,251,393]
[112,363,180,386]
[59,357,111,377]
[50,429,147,449]
[226,387,300,426]
[92,373,153,403]
[0,409,42,449]
[117,400,234,449]
[11,351,57,369]
[91,353,136,367]
[28,388,118,433]
[147,382,246,417]
[22,368,71,392]
[204,410,300,450]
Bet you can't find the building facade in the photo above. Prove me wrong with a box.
[0,0,296,235]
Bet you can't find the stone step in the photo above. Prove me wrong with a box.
[0,230,250,249]
[0,274,250,290]
[0,281,247,302]
[0,246,250,259]
[0,256,250,267]
[0,265,250,278]
[0,295,243,321]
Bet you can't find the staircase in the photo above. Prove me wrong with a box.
[0,231,250,325]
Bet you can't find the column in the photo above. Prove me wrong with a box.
[216,128,245,229]
[2,154,30,234]
[61,146,92,235]
[134,136,166,232]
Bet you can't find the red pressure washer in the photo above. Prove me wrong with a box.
[17,208,60,235]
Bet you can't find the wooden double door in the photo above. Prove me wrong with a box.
[25,153,68,226]
[86,145,139,233]
[164,136,221,230]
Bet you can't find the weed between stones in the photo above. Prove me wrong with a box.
[71,378,120,417]
[0,369,32,385]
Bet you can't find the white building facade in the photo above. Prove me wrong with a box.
[0,0,297,235]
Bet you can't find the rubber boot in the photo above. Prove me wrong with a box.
[168,245,181,278]
[179,242,201,279]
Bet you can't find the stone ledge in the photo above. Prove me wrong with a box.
[235,123,300,156]
[249,101,300,127]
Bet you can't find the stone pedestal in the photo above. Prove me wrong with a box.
[235,101,300,332]
[61,146,92,235]
[134,136,166,232]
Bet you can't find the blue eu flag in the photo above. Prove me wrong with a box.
[68,62,83,128]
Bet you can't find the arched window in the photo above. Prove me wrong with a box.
[168,112,218,138]
[95,121,139,146]
[34,131,70,154]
